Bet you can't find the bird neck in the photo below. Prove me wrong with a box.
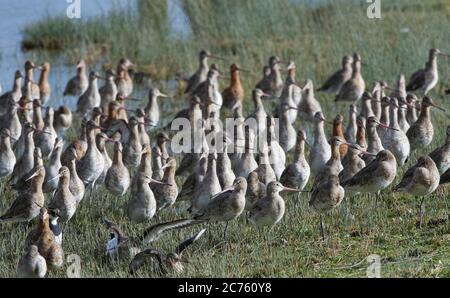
[38,68,49,86]
[389,107,399,127]
[33,108,44,129]
[88,129,96,146]
[293,139,305,163]
[113,148,123,166]
[31,175,44,194]
[352,61,361,78]
[230,70,240,85]
[0,137,10,151]
[139,153,152,176]
[356,126,366,145]
[332,123,344,139]
[13,77,22,92]
[428,55,438,71]
[314,121,326,141]
[331,143,341,160]
[418,105,430,121]
[163,165,176,183]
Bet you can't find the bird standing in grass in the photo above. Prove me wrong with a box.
[394,156,440,228]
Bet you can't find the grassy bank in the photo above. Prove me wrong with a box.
[0,0,448,277]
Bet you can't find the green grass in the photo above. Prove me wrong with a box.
[0,0,449,277]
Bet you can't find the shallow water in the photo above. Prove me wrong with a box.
[0,0,192,109]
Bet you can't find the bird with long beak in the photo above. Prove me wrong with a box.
[248,181,305,231]
[144,88,169,127]
[62,147,85,205]
[63,59,88,96]
[130,229,206,275]
[309,111,332,176]
[115,58,136,97]
[105,142,130,196]
[280,129,311,192]
[394,156,440,228]
[184,50,225,95]
[309,175,344,240]
[382,98,410,166]
[0,128,16,178]
[406,48,449,95]
[126,172,170,224]
[152,157,178,213]
[406,96,446,151]
[312,137,358,188]
[99,69,118,112]
[222,64,246,109]
[48,166,77,223]
[77,120,106,205]
[335,53,365,102]
[256,56,286,99]
[76,71,102,117]
[0,166,45,223]
[317,55,353,94]
[341,150,397,200]
[277,62,301,124]
[193,177,247,241]
[189,153,222,215]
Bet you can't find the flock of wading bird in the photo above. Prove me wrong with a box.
[0,48,449,277]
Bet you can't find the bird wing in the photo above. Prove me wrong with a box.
[317,70,343,92]
[194,190,234,220]
[394,163,417,191]
[184,73,198,94]
[174,228,206,255]
[341,158,380,187]
[406,69,425,91]
[129,249,165,274]
[142,219,204,244]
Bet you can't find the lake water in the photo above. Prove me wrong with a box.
[0,0,194,108]
[0,0,321,108]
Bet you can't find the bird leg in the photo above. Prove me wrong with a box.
[441,195,449,222]
[419,197,426,228]
[319,214,326,241]
[223,221,229,242]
